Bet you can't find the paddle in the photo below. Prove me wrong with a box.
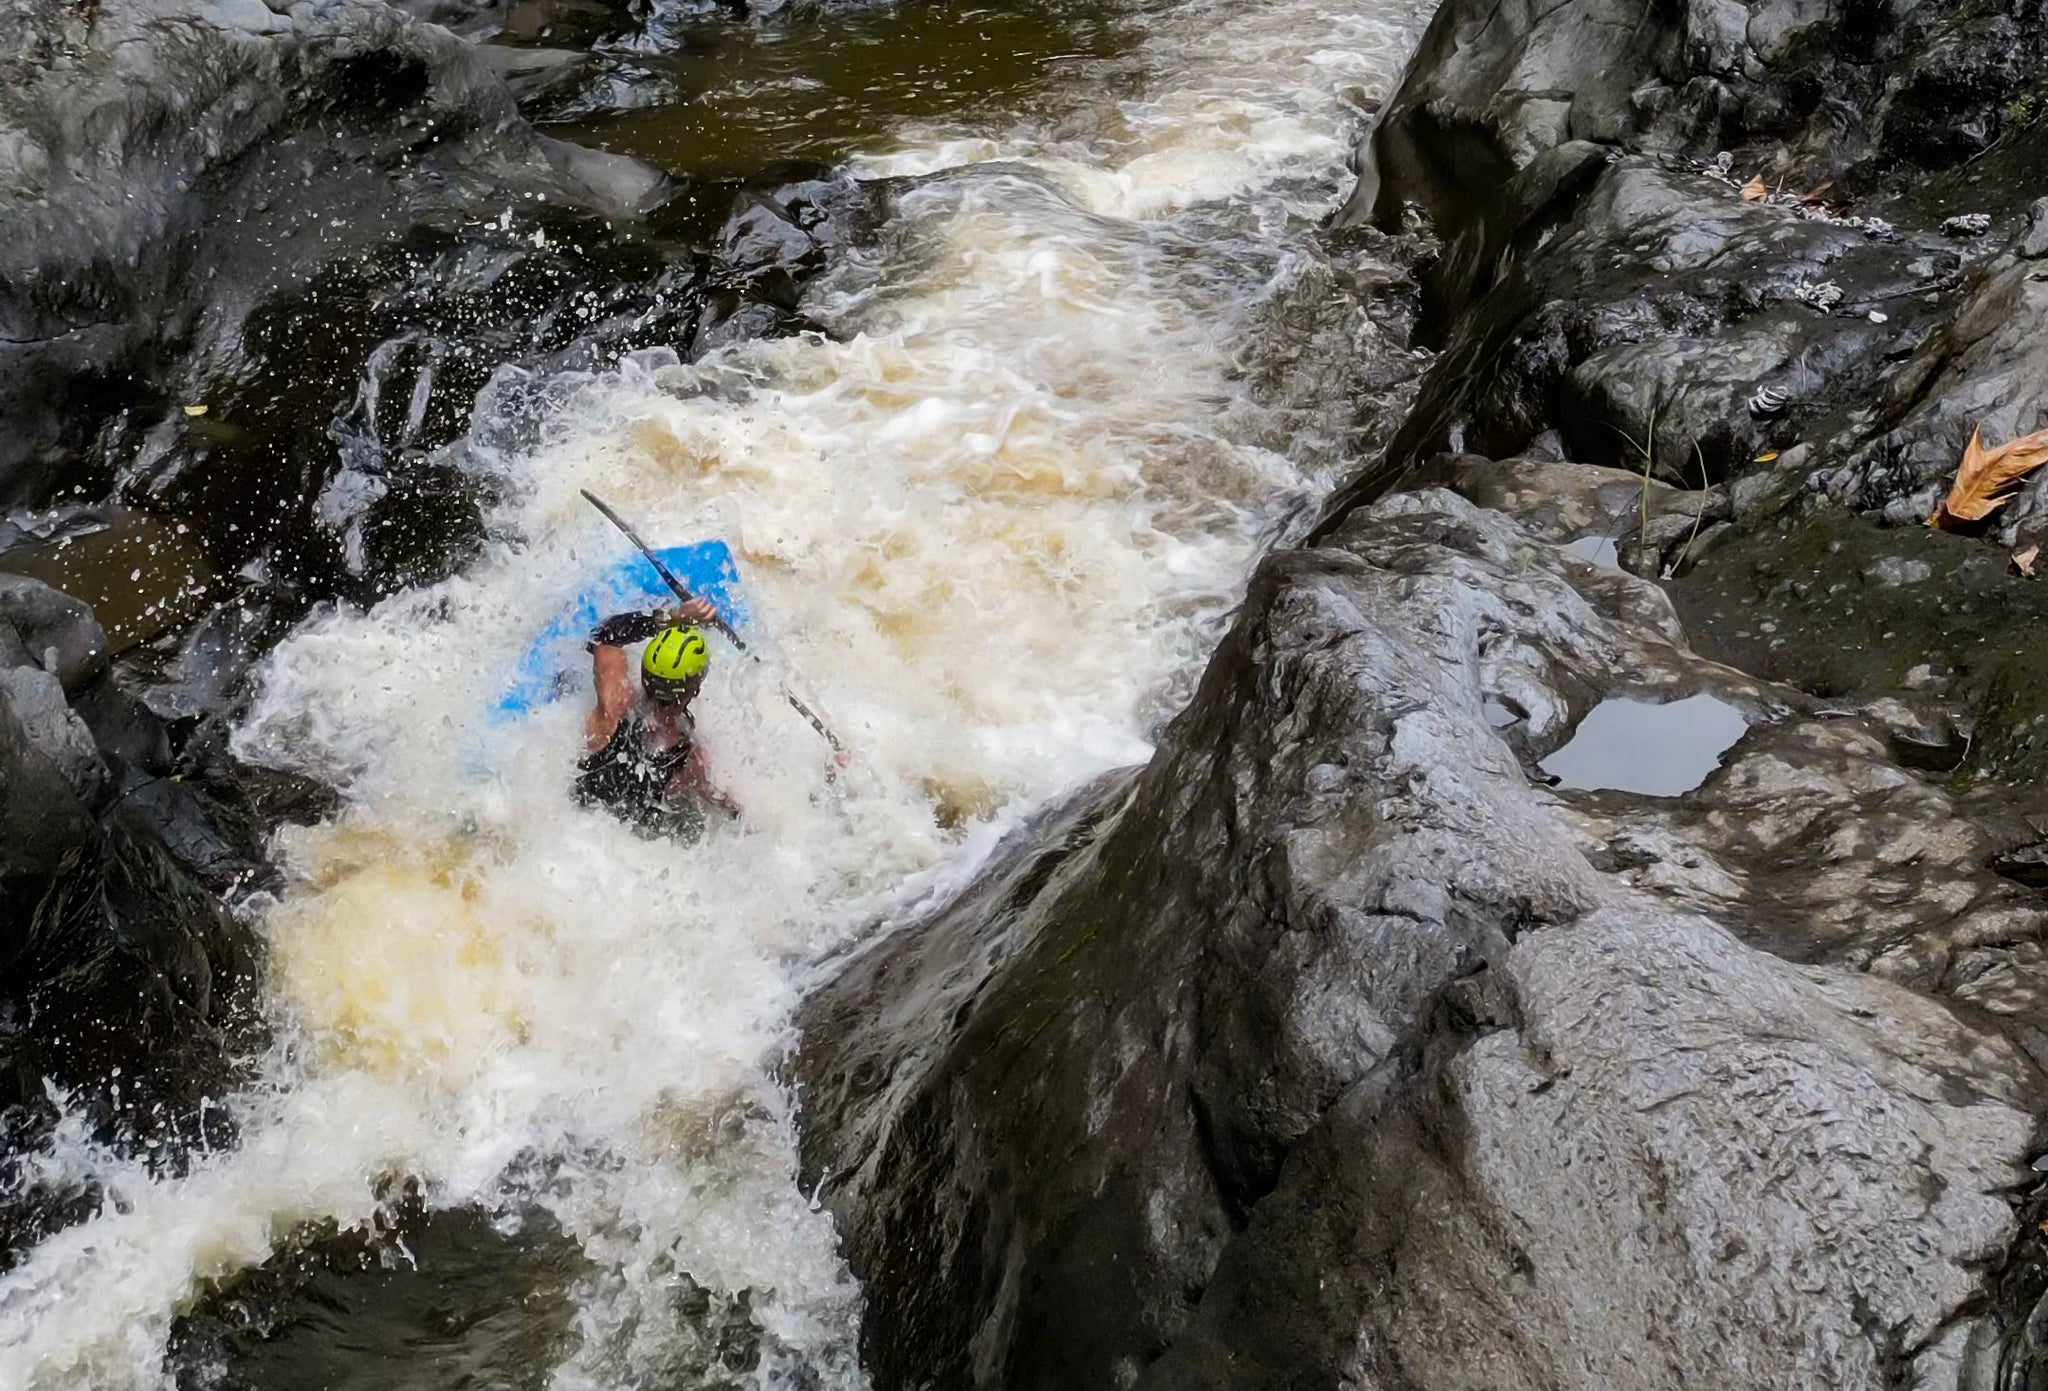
[581,489,846,754]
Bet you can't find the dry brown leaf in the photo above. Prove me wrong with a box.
[1798,180,1834,205]
[1927,424,2048,529]
[2015,544,2040,578]
[1740,174,1767,202]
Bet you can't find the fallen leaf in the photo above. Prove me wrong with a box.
[182,403,208,417]
[1740,174,1767,202]
[1928,424,2048,529]
[1798,180,1834,205]
[1754,450,1780,463]
[2015,544,2041,578]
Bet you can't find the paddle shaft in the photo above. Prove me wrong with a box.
[581,490,844,753]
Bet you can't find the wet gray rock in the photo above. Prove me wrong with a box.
[0,788,262,1155]
[1439,453,1740,578]
[1570,713,2048,1049]
[798,490,2045,1391]
[0,572,107,690]
[1366,0,2047,227]
[534,135,674,219]
[1823,263,2048,519]
[1331,0,2048,937]
[690,301,789,359]
[1328,154,1938,504]
[71,675,175,776]
[0,579,272,1262]
[140,602,272,724]
[1334,0,2048,555]
[384,0,514,36]
[0,0,669,506]
[2022,199,2048,260]
[0,622,30,671]
[163,1202,594,1390]
[1444,454,1680,542]
[476,44,592,102]
[711,195,826,311]
[1865,554,1935,587]
[687,180,881,356]
[0,664,104,880]
[2001,467,2048,556]
[775,176,887,260]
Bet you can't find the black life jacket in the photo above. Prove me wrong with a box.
[574,712,701,837]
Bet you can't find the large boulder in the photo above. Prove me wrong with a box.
[0,581,270,1264]
[0,685,267,1266]
[1327,0,2048,546]
[0,664,105,881]
[1344,152,1942,491]
[0,0,671,509]
[0,573,106,690]
[0,787,263,1249]
[1359,0,2048,232]
[796,490,2046,1390]
[1304,0,2048,905]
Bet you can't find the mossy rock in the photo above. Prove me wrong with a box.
[1671,500,2048,800]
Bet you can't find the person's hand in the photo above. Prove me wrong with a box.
[662,598,718,627]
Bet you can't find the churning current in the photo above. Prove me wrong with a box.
[0,0,1425,1382]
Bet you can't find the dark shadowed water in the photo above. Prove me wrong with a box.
[547,0,1129,181]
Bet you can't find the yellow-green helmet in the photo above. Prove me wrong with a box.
[642,626,708,701]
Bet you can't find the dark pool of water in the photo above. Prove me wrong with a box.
[168,1205,588,1391]
[1,508,216,655]
[543,0,1127,181]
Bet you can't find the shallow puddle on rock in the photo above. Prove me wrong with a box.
[1539,692,1749,796]
[1563,533,1619,569]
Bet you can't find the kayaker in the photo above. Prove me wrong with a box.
[577,597,740,834]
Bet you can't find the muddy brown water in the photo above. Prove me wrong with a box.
[545,0,1129,181]
[3,510,217,655]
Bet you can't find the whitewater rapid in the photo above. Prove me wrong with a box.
[0,0,1425,1383]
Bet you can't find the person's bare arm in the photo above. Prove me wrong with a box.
[675,742,741,818]
[585,642,638,753]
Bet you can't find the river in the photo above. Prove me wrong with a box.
[0,0,1424,1383]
